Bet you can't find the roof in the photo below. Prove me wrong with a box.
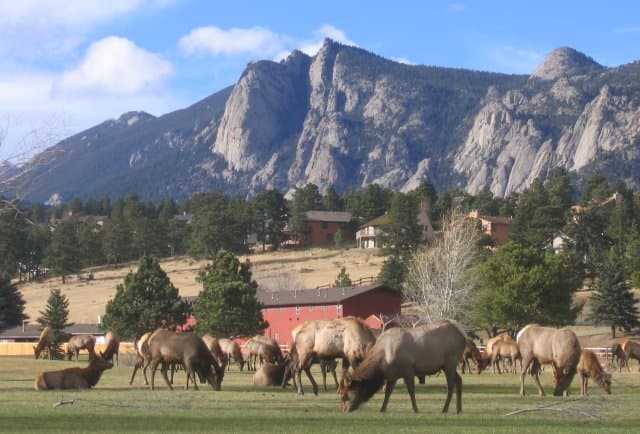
[257,283,397,307]
[304,211,352,223]
[0,324,105,340]
[358,214,389,229]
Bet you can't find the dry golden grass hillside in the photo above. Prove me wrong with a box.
[17,247,386,325]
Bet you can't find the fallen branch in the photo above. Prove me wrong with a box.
[504,407,602,420]
[53,399,74,408]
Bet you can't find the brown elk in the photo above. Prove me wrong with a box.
[66,335,96,361]
[219,338,244,371]
[202,334,228,369]
[292,317,376,395]
[517,324,581,396]
[459,337,483,374]
[34,355,113,390]
[148,330,223,391]
[253,361,293,388]
[577,349,612,395]
[244,335,283,370]
[285,345,339,392]
[100,331,120,366]
[486,340,522,374]
[610,342,627,371]
[339,319,466,413]
[129,331,153,385]
[33,325,54,360]
[621,340,640,371]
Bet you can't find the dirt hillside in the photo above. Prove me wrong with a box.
[17,247,386,324]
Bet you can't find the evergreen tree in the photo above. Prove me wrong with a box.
[581,172,611,205]
[193,251,267,337]
[590,252,639,338]
[470,242,582,331]
[44,220,81,283]
[189,191,245,258]
[333,266,352,287]
[251,189,288,251]
[102,255,190,339]
[377,255,407,293]
[323,185,344,211]
[288,183,324,243]
[0,273,27,331]
[37,288,71,358]
[380,192,421,256]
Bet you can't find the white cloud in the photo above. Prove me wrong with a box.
[298,24,358,56]
[180,26,287,57]
[392,57,415,65]
[55,36,174,95]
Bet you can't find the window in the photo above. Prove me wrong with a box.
[295,306,301,316]
[322,305,328,312]
[336,304,342,314]
[308,305,314,311]
[322,222,328,229]
[327,233,333,241]
[274,332,280,342]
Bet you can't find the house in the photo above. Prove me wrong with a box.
[356,198,436,249]
[300,211,354,246]
[468,210,511,246]
[257,283,401,346]
[0,323,107,356]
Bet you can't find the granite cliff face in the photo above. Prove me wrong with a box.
[6,39,640,202]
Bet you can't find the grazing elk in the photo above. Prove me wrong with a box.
[254,362,293,388]
[610,343,627,371]
[148,330,223,391]
[459,337,483,374]
[202,334,228,369]
[34,355,113,390]
[577,349,612,395]
[33,325,54,360]
[339,319,466,413]
[292,317,376,396]
[517,324,581,396]
[219,338,244,371]
[621,340,640,371]
[100,331,120,366]
[244,335,283,370]
[65,335,96,361]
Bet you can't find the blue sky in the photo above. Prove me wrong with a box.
[1,0,639,162]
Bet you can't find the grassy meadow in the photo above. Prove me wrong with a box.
[1,355,639,433]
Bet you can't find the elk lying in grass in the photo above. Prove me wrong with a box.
[34,356,113,390]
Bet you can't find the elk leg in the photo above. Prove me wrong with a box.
[442,369,458,413]
[320,359,327,391]
[520,357,532,396]
[149,358,161,390]
[129,357,142,385]
[455,371,462,413]
[532,363,545,396]
[405,375,419,413]
[380,379,396,412]
[304,366,318,396]
[159,361,174,390]
[330,362,338,390]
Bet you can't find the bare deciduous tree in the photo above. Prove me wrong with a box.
[403,209,480,322]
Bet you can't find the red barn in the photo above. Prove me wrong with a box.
[257,283,401,347]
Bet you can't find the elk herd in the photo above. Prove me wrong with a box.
[29,319,635,413]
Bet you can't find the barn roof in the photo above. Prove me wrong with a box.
[304,211,352,223]
[256,283,396,307]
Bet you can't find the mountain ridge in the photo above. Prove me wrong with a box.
[4,39,640,203]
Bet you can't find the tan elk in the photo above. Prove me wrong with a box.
[35,355,113,390]
[577,349,612,395]
[100,331,120,366]
[219,338,244,371]
[33,325,54,360]
[65,335,96,361]
[292,317,376,395]
[517,324,581,396]
[339,319,466,413]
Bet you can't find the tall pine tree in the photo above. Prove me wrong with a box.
[590,252,639,338]
[0,273,27,331]
[37,288,71,358]
[102,255,190,339]
[193,251,267,337]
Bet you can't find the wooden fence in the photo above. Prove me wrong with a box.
[0,342,136,357]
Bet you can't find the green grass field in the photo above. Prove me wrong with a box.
[1,355,639,433]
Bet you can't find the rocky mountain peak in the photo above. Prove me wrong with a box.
[532,47,603,81]
[116,111,155,127]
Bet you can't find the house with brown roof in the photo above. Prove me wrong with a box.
[468,210,511,246]
[300,210,354,246]
[356,198,435,248]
